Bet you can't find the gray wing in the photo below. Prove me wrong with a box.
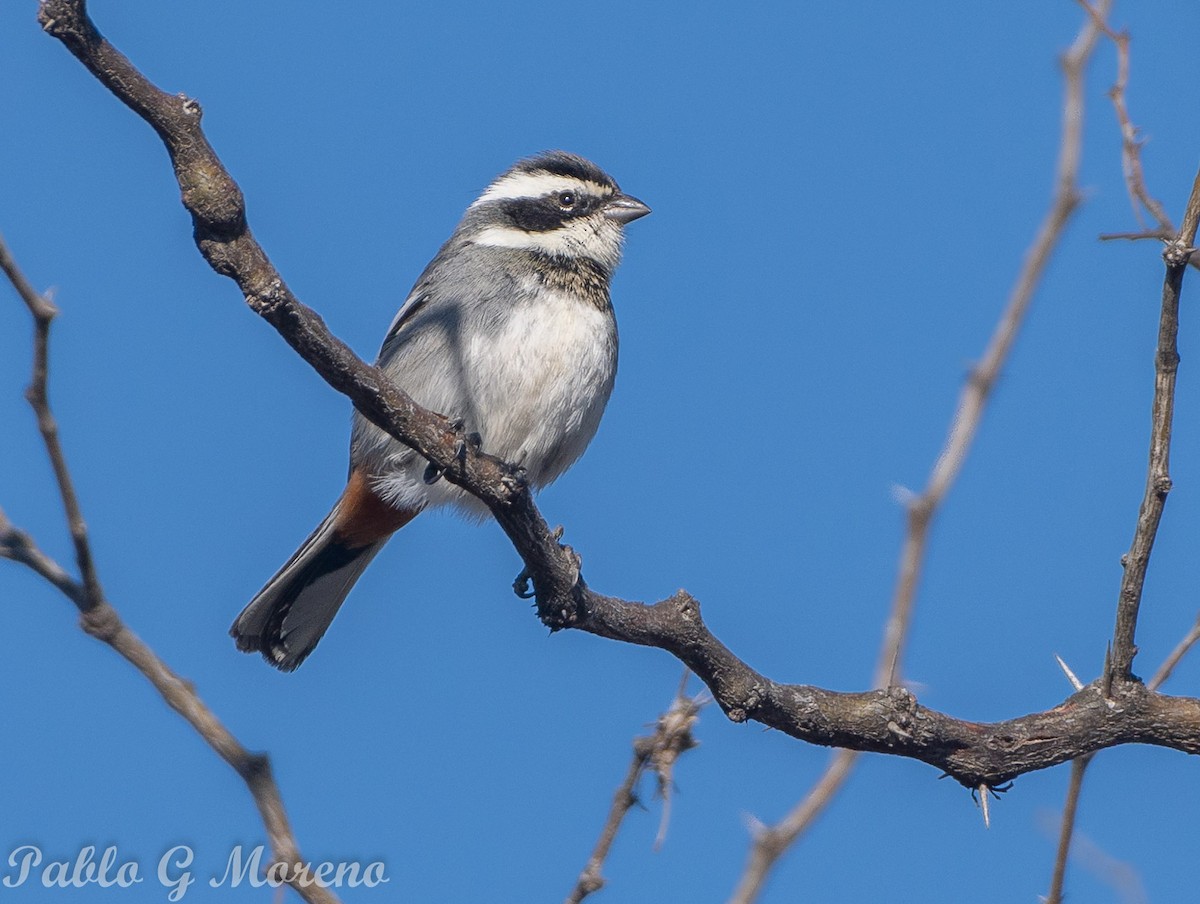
[352,244,519,470]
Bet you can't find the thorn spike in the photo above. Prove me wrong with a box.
[1054,653,1085,691]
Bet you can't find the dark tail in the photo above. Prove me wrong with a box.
[230,510,387,671]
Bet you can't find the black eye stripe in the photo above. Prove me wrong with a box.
[498,193,603,232]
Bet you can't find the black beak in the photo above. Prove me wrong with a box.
[603,193,651,224]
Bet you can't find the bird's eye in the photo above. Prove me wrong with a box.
[557,191,576,209]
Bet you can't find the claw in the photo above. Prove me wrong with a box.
[453,430,483,473]
[561,543,583,586]
[513,566,535,599]
[500,465,528,493]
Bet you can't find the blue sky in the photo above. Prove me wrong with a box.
[4,2,1200,902]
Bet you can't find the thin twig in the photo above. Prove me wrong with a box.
[565,683,702,904]
[1045,754,1093,904]
[1108,33,1172,232]
[877,0,1103,691]
[0,234,103,607]
[1148,612,1200,692]
[1099,229,1172,242]
[1109,165,1200,679]
[0,505,88,606]
[1085,0,1200,273]
[1073,0,1172,231]
[726,6,1109,902]
[0,239,342,904]
[726,749,856,904]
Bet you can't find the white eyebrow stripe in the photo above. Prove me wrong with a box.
[470,223,578,253]
[470,219,625,272]
[471,172,611,207]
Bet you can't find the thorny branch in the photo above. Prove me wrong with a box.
[0,236,342,904]
[1083,0,1200,274]
[565,680,703,904]
[1092,2,1200,680]
[728,3,1111,901]
[1038,6,1200,900]
[30,0,1200,796]
[1109,164,1200,679]
[1046,609,1200,904]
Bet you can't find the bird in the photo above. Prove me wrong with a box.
[230,151,650,670]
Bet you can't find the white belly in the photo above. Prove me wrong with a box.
[466,291,618,486]
[371,290,618,515]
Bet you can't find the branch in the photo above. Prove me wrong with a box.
[882,0,1098,683]
[1148,612,1200,692]
[1044,754,1093,904]
[35,0,1200,794]
[728,4,1110,900]
[0,505,87,606]
[1041,12,1200,900]
[1109,164,1200,679]
[1044,609,1200,903]
[1043,606,1200,903]
[565,681,702,904]
[728,748,857,904]
[872,0,1103,757]
[0,236,341,904]
[0,234,103,607]
[1086,0,1200,273]
[1088,9,1173,232]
